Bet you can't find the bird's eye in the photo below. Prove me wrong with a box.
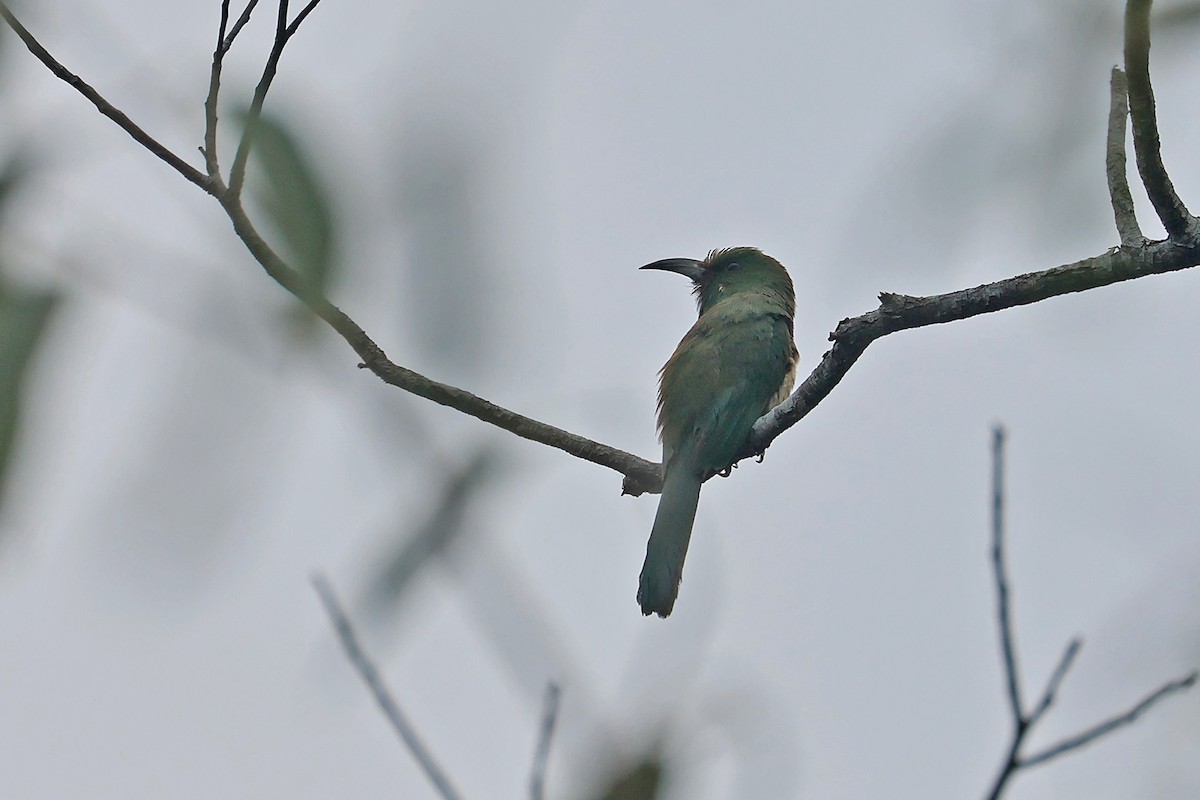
[726,261,741,272]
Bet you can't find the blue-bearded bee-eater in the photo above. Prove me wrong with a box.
[637,247,798,617]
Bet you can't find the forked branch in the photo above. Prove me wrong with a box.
[982,427,1196,800]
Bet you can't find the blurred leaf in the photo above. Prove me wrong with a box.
[1157,2,1200,31]
[590,757,664,800]
[365,447,499,615]
[0,280,60,513]
[242,109,338,333]
[0,152,58,517]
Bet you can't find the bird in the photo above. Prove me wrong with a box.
[637,247,798,618]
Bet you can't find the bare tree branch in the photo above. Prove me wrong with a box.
[204,1,263,179]
[983,425,1023,800]
[982,428,1196,800]
[529,682,562,800]
[223,0,260,52]
[1025,638,1082,728]
[1125,0,1194,236]
[1020,670,1199,769]
[1107,67,1143,246]
[203,1,234,178]
[228,0,327,197]
[311,573,467,800]
[748,236,1200,459]
[0,1,214,193]
[990,427,1023,725]
[228,0,290,197]
[215,190,663,490]
[286,0,325,37]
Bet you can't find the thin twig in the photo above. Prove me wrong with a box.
[991,426,1023,723]
[984,737,1020,800]
[203,0,265,179]
[224,0,260,52]
[0,1,213,193]
[981,427,1197,800]
[1025,638,1082,728]
[227,0,290,197]
[227,0,326,197]
[1020,670,1198,768]
[1124,0,1193,237]
[529,682,562,800]
[1106,67,1143,246]
[286,0,325,37]
[982,426,1023,800]
[213,182,660,491]
[202,1,233,178]
[311,573,467,800]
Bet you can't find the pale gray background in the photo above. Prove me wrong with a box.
[1,1,1198,798]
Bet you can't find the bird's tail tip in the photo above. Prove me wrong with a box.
[637,577,677,618]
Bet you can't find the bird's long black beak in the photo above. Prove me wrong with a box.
[639,257,706,282]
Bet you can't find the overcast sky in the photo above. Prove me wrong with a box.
[1,1,1199,798]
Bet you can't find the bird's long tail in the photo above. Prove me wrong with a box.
[638,466,703,617]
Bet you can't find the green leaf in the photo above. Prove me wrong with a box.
[241,109,339,321]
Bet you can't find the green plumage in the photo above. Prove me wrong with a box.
[638,247,798,617]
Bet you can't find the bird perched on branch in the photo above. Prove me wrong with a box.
[637,247,798,618]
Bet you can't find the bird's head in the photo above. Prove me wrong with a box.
[640,247,794,317]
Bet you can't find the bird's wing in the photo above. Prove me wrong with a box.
[658,307,794,473]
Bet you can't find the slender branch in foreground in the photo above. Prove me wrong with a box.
[1106,67,1143,246]
[984,426,1024,800]
[990,427,1023,724]
[1024,638,1082,728]
[311,574,467,800]
[529,682,562,800]
[1124,0,1194,237]
[0,1,213,193]
[286,0,325,36]
[981,429,1196,800]
[1020,670,1199,769]
[224,0,261,51]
